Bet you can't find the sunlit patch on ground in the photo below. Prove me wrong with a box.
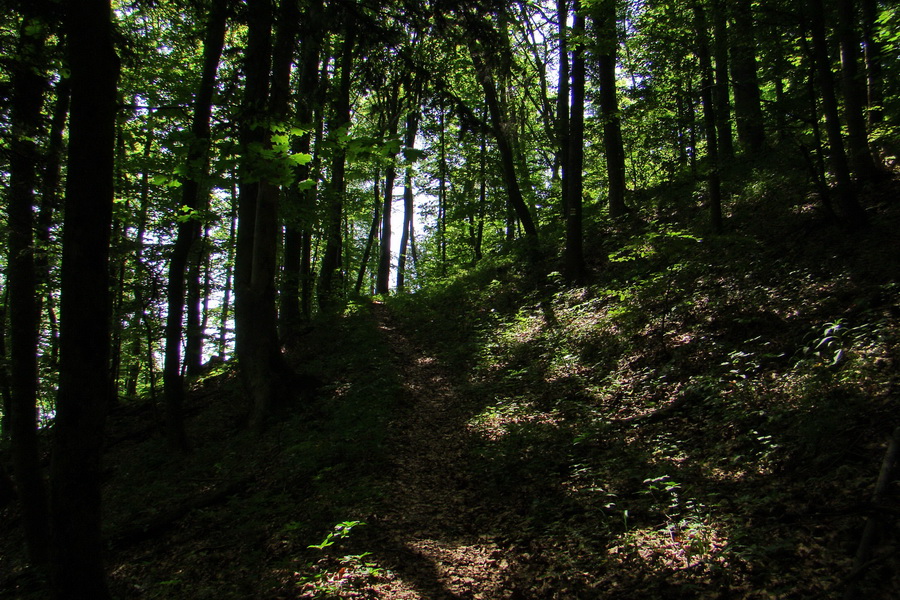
[608,519,731,571]
[467,399,560,441]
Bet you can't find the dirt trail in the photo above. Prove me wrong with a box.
[357,302,518,599]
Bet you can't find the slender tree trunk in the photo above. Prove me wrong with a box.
[729,0,766,153]
[300,110,326,318]
[7,4,50,568]
[799,34,836,218]
[356,175,381,294]
[218,182,237,359]
[711,0,734,161]
[475,132,486,263]
[35,76,70,350]
[438,103,448,272]
[860,0,883,132]
[125,122,154,397]
[163,0,227,451]
[50,1,120,597]
[595,0,628,218]
[807,0,867,228]
[397,111,419,292]
[470,41,538,241]
[565,1,586,281]
[837,0,878,181]
[557,0,571,218]
[318,27,355,309]
[376,99,401,295]
[280,0,322,334]
[694,2,724,233]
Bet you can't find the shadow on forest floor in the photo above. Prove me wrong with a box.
[2,177,899,600]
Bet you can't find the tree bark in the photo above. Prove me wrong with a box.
[376,93,401,295]
[162,0,227,451]
[397,111,419,292]
[50,0,120,597]
[711,0,734,161]
[565,1,586,282]
[729,0,766,153]
[860,0,883,132]
[595,0,628,218]
[557,0,571,219]
[236,0,300,431]
[280,0,323,333]
[693,2,724,233]
[837,0,878,181]
[318,27,355,309]
[807,0,867,228]
[469,41,538,242]
[356,176,381,294]
[7,2,50,568]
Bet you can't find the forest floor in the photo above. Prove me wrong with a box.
[2,170,900,599]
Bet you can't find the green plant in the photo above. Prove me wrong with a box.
[307,520,364,550]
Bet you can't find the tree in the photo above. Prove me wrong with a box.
[49,0,120,596]
[564,0,586,281]
[729,0,766,153]
[7,0,51,568]
[837,0,878,181]
[710,0,734,161]
[397,109,420,291]
[693,1,723,232]
[233,0,299,430]
[806,0,867,228]
[469,37,538,242]
[593,0,629,218]
[280,0,324,333]
[318,22,356,309]
[162,0,228,452]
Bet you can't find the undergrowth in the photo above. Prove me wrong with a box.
[386,166,900,598]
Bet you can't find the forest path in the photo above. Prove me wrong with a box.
[351,302,519,600]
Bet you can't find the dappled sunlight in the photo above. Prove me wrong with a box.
[466,399,561,441]
[608,519,732,572]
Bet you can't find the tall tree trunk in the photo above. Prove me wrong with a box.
[396,111,419,292]
[318,27,355,309]
[376,96,401,295]
[7,3,50,568]
[237,0,300,431]
[438,102,448,273]
[125,123,154,397]
[807,0,867,228]
[35,77,70,361]
[711,0,734,161]
[565,1,586,282]
[557,0,571,219]
[475,131,486,263]
[0,288,11,439]
[729,0,766,153]
[694,2,724,233]
[218,181,237,359]
[280,0,322,334]
[356,175,381,294]
[234,0,273,425]
[595,0,628,218]
[837,0,878,181]
[50,1,120,597]
[860,0,883,132]
[163,0,227,451]
[469,41,538,242]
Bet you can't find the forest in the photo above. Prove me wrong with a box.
[1,0,899,597]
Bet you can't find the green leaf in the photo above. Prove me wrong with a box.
[289,153,313,165]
